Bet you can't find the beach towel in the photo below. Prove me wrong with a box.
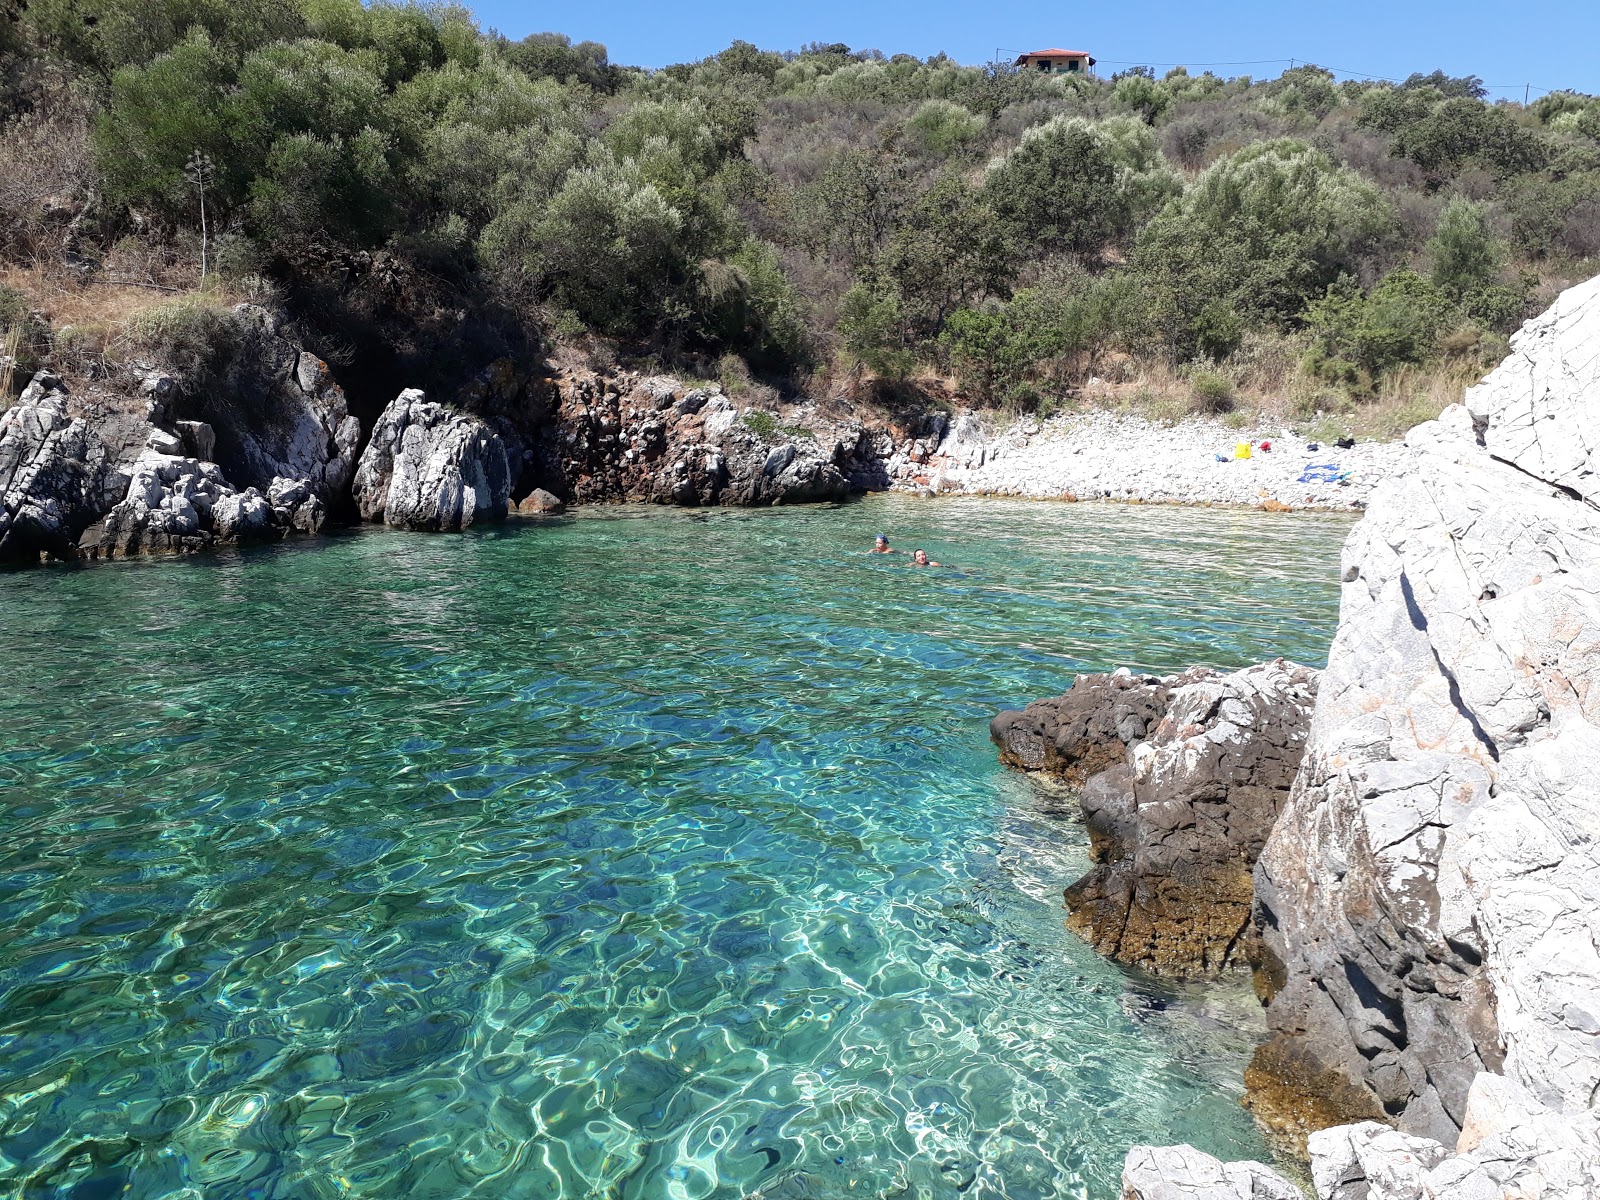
[1298,463,1350,484]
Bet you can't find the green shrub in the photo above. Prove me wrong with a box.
[904,99,984,157]
[1189,369,1234,413]
[1130,140,1396,361]
[742,409,778,438]
[983,117,1125,255]
[1304,269,1451,381]
[836,281,916,380]
[1428,196,1504,296]
[125,295,240,381]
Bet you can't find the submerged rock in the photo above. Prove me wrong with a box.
[1121,1144,1303,1199]
[352,388,511,531]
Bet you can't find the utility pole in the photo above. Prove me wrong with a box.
[1525,83,1530,105]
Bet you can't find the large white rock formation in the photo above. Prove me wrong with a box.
[352,389,511,531]
[1133,277,1600,1195]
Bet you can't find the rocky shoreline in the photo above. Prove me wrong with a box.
[3,304,1403,566]
[997,276,1600,1198]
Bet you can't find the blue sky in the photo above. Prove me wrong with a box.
[468,0,1599,98]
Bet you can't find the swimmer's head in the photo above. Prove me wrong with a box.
[874,535,888,546]
[913,549,929,564]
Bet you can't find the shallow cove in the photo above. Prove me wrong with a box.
[0,496,1351,1199]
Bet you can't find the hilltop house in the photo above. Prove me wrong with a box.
[1014,49,1096,76]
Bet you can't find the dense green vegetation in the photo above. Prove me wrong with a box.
[2,0,1598,422]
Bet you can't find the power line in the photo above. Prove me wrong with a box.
[1094,58,1294,68]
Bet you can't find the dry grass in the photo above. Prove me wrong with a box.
[0,325,20,399]
[2,258,247,386]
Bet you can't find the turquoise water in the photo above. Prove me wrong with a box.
[0,497,1350,1200]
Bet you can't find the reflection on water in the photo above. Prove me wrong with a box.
[0,497,1350,1198]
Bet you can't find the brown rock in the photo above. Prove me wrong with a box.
[994,660,1319,978]
[516,487,566,515]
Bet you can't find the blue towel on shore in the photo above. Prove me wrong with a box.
[1299,463,1349,483]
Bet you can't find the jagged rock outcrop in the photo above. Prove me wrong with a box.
[525,370,865,507]
[991,668,1174,781]
[78,451,321,558]
[993,661,1318,976]
[207,305,361,501]
[1072,661,1317,975]
[352,389,511,531]
[1121,1145,1302,1200]
[1309,1074,1600,1199]
[1122,276,1600,1196]
[1,372,133,560]
[1,369,327,562]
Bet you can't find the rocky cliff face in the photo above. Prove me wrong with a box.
[993,661,1318,977]
[1251,275,1600,1150]
[217,306,362,503]
[0,370,320,562]
[521,369,864,507]
[0,372,142,560]
[1115,276,1600,1196]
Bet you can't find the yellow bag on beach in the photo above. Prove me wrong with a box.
[1234,441,1252,460]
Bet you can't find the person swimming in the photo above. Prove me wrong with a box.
[910,549,941,567]
[871,534,895,554]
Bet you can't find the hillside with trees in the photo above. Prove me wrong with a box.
[3,0,1599,436]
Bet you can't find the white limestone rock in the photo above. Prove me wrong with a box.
[352,388,511,531]
[1121,1144,1303,1200]
[1308,1074,1600,1200]
[0,372,147,560]
[1464,274,1600,501]
[1252,275,1600,1144]
[79,450,321,557]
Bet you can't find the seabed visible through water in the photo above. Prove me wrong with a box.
[0,496,1353,1199]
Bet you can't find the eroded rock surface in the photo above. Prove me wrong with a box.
[993,661,1317,976]
[0,373,128,560]
[1071,661,1317,976]
[353,389,511,531]
[991,668,1172,781]
[78,450,321,558]
[527,370,858,507]
[1308,1074,1600,1200]
[1,370,313,561]
[211,305,361,501]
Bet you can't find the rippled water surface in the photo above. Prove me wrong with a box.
[1,497,1351,1200]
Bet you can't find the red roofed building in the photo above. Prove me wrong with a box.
[1014,48,1097,76]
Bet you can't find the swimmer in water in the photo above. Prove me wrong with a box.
[871,534,895,554]
[910,549,941,567]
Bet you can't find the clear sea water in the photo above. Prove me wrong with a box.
[0,497,1350,1200]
